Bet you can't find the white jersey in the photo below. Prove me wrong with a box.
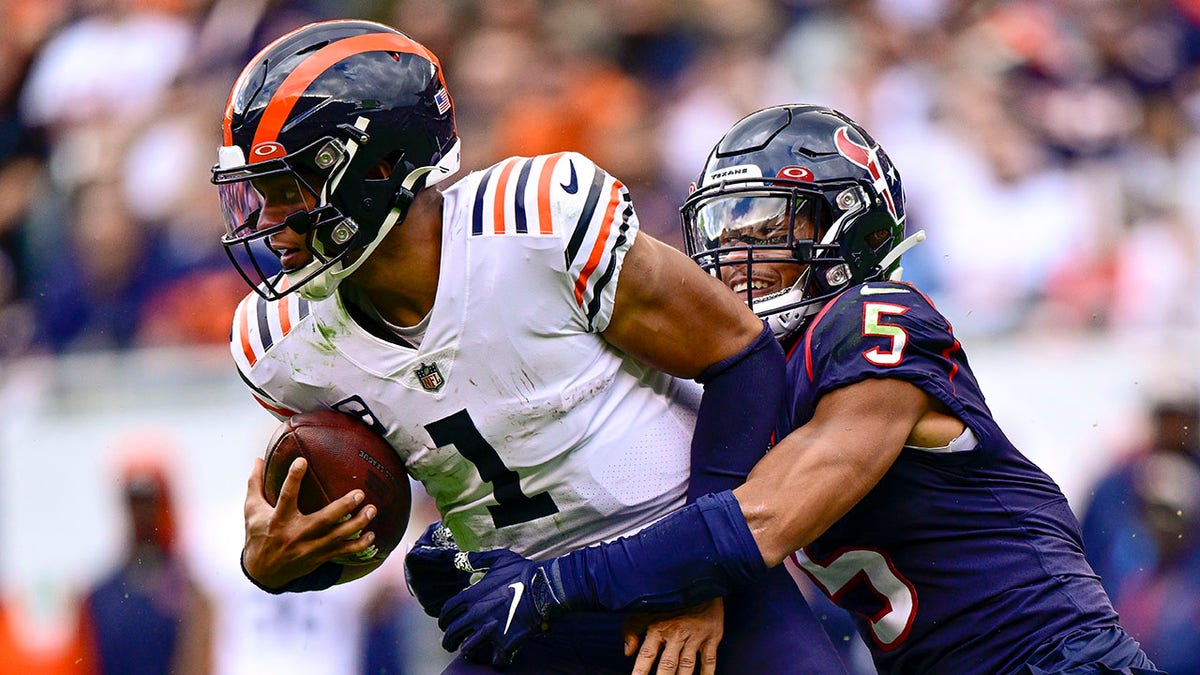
[231,153,699,559]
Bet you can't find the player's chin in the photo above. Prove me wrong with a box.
[279,250,313,271]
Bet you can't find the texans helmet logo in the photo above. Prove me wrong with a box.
[833,127,900,223]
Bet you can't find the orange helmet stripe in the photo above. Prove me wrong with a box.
[223,27,444,149]
[222,22,314,146]
[251,31,443,150]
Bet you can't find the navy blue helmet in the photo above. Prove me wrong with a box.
[681,104,915,340]
[212,20,460,300]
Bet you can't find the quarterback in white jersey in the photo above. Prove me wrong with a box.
[232,150,701,559]
[213,19,847,674]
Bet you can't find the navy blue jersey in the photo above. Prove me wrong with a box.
[783,281,1120,674]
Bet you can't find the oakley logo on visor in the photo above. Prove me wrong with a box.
[777,166,813,181]
[250,142,287,162]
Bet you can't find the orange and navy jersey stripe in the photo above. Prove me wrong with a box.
[231,289,312,369]
[569,180,633,329]
[469,154,565,237]
[468,153,636,330]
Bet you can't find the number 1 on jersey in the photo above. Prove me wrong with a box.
[425,409,559,528]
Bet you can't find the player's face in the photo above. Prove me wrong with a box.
[218,167,323,272]
[705,197,815,299]
[251,173,318,271]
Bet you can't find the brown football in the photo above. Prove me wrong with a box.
[262,409,411,563]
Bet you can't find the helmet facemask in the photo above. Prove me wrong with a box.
[214,120,461,301]
[215,133,362,299]
[682,176,873,339]
[212,20,460,302]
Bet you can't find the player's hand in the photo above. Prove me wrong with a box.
[404,521,476,617]
[437,549,564,666]
[242,456,378,589]
[622,598,724,675]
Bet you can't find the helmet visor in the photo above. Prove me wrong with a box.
[212,157,340,300]
[213,135,349,239]
[685,192,824,255]
[217,179,264,240]
[681,187,834,318]
[216,172,317,242]
[694,195,794,249]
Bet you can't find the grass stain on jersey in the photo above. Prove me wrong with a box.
[316,322,343,354]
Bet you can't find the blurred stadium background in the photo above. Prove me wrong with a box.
[0,0,1198,673]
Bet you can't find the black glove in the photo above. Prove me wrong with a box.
[404,521,476,617]
[437,549,565,667]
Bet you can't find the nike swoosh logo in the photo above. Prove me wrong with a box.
[504,581,525,634]
[860,286,909,296]
[560,160,578,194]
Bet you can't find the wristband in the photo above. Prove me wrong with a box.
[241,551,343,594]
[547,490,767,613]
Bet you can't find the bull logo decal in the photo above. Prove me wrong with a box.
[833,127,900,223]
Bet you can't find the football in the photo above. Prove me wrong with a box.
[262,409,411,564]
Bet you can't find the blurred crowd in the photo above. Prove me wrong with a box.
[0,0,1198,358]
[1,0,1200,672]
[1081,388,1200,675]
[0,431,447,675]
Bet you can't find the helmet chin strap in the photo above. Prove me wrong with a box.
[294,207,403,301]
[757,229,927,339]
[752,270,813,340]
[294,139,464,301]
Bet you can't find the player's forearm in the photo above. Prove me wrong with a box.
[542,491,769,614]
[732,377,925,564]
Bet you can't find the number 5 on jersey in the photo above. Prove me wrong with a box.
[862,302,910,366]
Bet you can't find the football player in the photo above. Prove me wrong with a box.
[435,105,1165,675]
[214,20,846,675]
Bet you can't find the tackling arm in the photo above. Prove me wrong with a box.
[603,233,785,499]
[442,378,934,616]
[436,379,937,664]
[552,377,930,610]
[734,377,929,564]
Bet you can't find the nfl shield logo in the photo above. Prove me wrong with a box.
[416,362,445,392]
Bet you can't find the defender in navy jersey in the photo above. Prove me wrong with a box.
[212,21,846,675]
[435,106,1162,675]
[790,280,1125,673]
